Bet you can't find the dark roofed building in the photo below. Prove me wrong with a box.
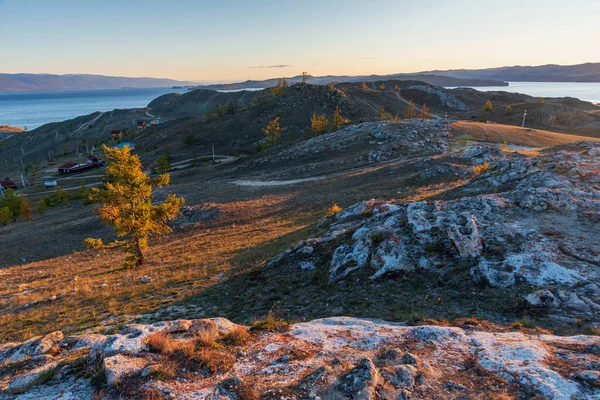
[0,180,17,190]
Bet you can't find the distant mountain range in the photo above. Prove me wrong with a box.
[422,63,600,82]
[2,63,599,92]
[0,74,198,92]
[191,63,600,90]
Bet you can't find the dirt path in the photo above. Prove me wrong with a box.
[74,112,105,133]
[231,152,436,187]
[232,177,324,187]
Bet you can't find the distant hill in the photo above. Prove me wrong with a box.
[196,74,507,90]
[422,62,600,82]
[0,73,198,92]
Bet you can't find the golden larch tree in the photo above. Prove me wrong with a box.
[263,117,284,147]
[419,104,431,120]
[404,101,416,118]
[311,114,330,136]
[86,145,184,266]
[484,100,493,112]
[332,106,346,130]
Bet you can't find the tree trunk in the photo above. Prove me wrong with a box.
[134,239,144,266]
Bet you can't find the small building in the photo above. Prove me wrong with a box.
[150,119,164,126]
[58,155,105,174]
[136,121,147,130]
[114,142,135,150]
[0,180,17,190]
[111,130,123,139]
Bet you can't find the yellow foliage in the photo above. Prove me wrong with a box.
[473,162,491,174]
[332,106,346,130]
[484,100,493,112]
[328,204,343,214]
[310,113,330,136]
[404,101,416,119]
[87,145,184,266]
[419,104,430,120]
[263,117,284,147]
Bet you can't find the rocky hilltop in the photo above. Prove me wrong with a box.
[1,317,599,399]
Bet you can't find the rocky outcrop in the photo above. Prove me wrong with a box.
[266,141,600,320]
[1,317,599,399]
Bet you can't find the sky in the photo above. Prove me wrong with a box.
[1,0,599,83]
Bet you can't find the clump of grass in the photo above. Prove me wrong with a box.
[145,332,174,355]
[150,359,179,381]
[194,348,235,374]
[221,325,250,346]
[251,310,290,333]
[194,327,218,348]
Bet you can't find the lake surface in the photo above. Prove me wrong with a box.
[0,87,189,130]
[2,83,599,131]
[451,82,600,104]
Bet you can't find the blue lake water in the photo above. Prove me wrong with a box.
[450,82,600,104]
[1,82,599,131]
[0,87,189,130]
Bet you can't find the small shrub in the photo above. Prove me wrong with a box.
[84,238,105,249]
[37,199,47,214]
[473,162,491,174]
[328,204,343,215]
[0,207,12,226]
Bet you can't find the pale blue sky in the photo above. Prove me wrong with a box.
[1,0,599,82]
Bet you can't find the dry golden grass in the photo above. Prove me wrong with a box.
[0,195,313,342]
[453,121,600,148]
[194,328,218,348]
[194,348,235,374]
[220,325,250,346]
[149,359,178,382]
[145,332,174,355]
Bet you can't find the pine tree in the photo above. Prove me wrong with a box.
[404,101,416,119]
[263,117,285,147]
[86,145,184,266]
[332,106,345,129]
[419,104,430,120]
